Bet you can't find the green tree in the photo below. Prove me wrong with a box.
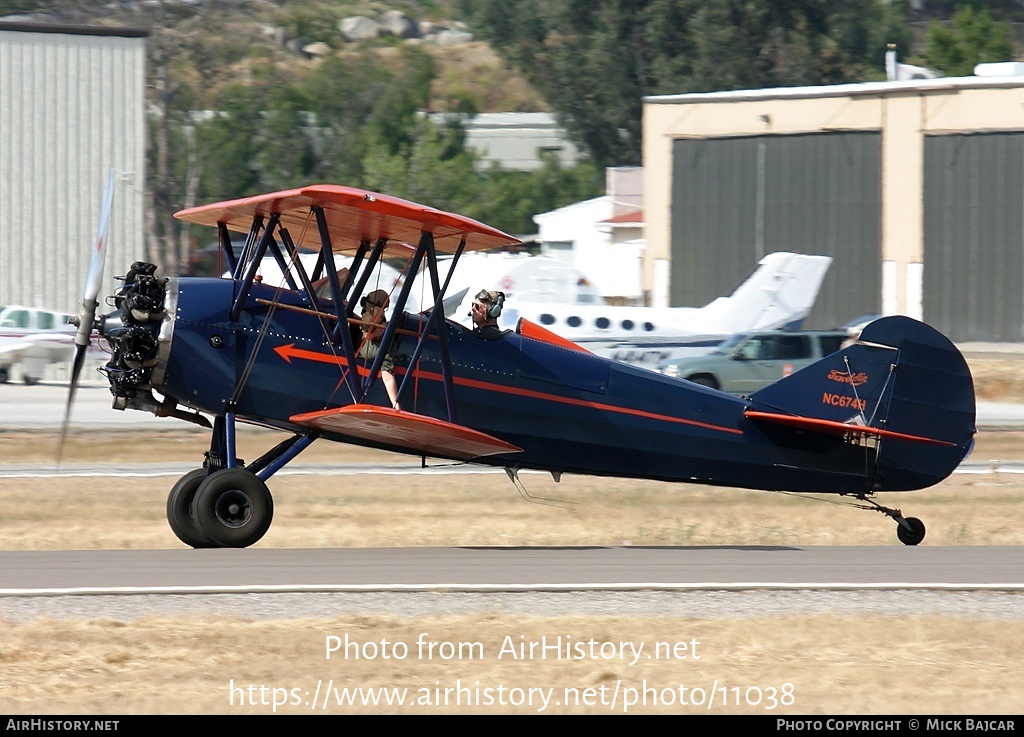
[456,0,910,169]
[0,0,35,12]
[303,47,436,186]
[254,76,317,192]
[925,5,1015,76]
[362,118,479,211]
[194,85,264,202]
[472,155,604,236]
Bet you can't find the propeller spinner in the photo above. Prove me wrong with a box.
[60,167,116,458]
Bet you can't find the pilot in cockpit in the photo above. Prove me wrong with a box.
[470,289,506,340]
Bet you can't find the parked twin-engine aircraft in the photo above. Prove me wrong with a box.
[64,182,976,548]
[1,167,112,387]
[457,251,834,367]
[0,305,78,384]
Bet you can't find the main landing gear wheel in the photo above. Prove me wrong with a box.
[896,516,926,546]
[166,469,217,549]
[193,468,274,548]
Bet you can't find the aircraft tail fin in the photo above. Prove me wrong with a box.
[746,316,976,490]
[701,252,832,333]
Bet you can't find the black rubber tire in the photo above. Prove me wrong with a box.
[193,468,274,548]
[896,517,926,546]
[687,374,719,390]
[166,469,218,549]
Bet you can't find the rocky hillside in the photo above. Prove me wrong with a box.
[1,0,545,113]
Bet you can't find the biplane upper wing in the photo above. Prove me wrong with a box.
[174,184,521,254]
[290,404,523,460]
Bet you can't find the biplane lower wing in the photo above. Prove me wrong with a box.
[290,404,523,460]
[744,410,957,447]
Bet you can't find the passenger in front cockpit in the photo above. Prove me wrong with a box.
[358,289,400,410]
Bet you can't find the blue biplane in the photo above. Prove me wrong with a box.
[65,180,976,548]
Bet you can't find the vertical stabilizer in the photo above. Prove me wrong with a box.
[747,316,976,490]
[699,252,832,333]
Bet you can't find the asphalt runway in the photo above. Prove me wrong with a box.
[1,546,1023,622]
[1,546,1022,594]
[2,380,1022,620]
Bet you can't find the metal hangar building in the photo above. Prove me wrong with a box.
[643,68,1024,343]
[0,20,147,313]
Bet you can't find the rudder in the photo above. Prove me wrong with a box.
[748,316,976,490]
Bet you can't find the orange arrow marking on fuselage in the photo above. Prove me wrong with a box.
[274,342,368,370]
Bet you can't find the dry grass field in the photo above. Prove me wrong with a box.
[0,428,1022,714]
[0,356,1021,715]
[0,428,1021,549]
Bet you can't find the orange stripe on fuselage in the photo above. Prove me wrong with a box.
[398,366,743,436]
[273,342,742,436]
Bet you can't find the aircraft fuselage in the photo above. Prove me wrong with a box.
[144,277,950,495]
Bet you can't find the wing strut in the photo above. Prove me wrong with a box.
[360,229,464,420]
[232,213,280,321]
[230,198,485,423]
[395,235,467,420]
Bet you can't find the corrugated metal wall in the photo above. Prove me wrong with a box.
[923,132,1024,342]
[0,24,146,314]
[670,132,882,329]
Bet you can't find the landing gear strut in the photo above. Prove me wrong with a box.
[164,411,317,548]
[862,498,926,546]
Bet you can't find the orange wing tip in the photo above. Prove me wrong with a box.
[516,318,591,354]
[291,404,523,460]
[744,410,957,447]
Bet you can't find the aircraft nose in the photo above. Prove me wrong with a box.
[97,310,123,338]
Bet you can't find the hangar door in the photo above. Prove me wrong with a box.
[923,132,1024,342]
[671,132,882,329]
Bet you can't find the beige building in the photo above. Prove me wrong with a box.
[643,69,1024,341]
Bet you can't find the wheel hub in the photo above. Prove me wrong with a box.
[214,490,252,528]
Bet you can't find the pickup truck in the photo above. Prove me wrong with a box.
[657,329,848,394]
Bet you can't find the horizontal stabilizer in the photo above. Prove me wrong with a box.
[290,404,523,460]
[744,410,957,447]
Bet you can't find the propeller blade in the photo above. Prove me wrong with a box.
[75,166,116,352]
[60,168,116,462]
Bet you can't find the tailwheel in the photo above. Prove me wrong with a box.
[896,516,926,546]
[166,469,217,548]
[856,498,926,545]
[193,468,274,548]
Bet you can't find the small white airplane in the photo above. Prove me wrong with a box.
[0,304,79,384]
[0,170,116,388]
[457,252,833,366]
